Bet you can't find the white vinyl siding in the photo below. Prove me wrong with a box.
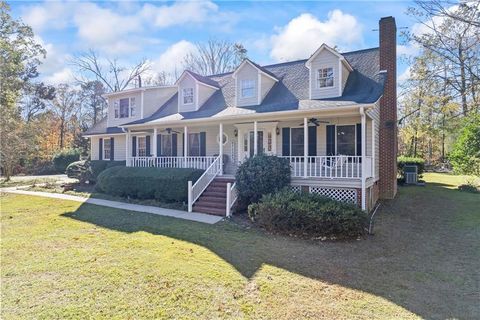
[235,62,258,107]
[107,92,141,127]
[341,63,350,91]
[178,74,196,112]
[89,134,126,161]
[260,74,276,101]
[197,84,216,107]
[143,87,177,117]
[309,49,340,99]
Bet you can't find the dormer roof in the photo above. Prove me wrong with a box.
[305,43,354,72]
[232,58,279,82]
[175,70,220,90]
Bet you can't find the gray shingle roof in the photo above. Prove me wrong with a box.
[100,47,384,130]
[83,117,124,136]
[185,70,220,88]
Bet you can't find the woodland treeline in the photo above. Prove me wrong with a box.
[398,0,479,172]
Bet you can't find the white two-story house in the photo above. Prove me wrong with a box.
[84,16,398,216]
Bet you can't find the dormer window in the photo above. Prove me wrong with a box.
[241,79,255,98]
[114,98,136,118]
[183,88,194,104]
[317,68,334,88]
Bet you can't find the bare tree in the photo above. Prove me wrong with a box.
[50,84,79,149]
[78,80,107,126]
[414,0,480,27]
[407,2,480,115]
[183,39,247,75]
[70,50,150,92]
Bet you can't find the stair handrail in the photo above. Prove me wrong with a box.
[188,155,221,212]
[225,182,237,217]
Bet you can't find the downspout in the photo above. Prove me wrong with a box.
[360,107,367,211]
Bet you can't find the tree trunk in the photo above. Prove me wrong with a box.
[459,46,468,116]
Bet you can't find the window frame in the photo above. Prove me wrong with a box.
[335,125,356,156]
[182,88,194,105]
[316,67,334,89]
[160,134,173,156]
[129,97,136,117]
[103,138,111,160]
[240,79,255,98]
[137,136,147,157]
[188,132,201,156]
[119,98,130,118]
[290,127,305,157]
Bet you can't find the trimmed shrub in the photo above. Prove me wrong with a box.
[96,167,204,202]
[89,160,125,183]
[66,160,91,183]
[397,156,425,178]
[235,155,291,210]
[248,190,368,238]
[52,149,81,173]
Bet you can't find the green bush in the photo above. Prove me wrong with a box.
[449,115,480,176]
[235,155,291,210]
[89,160,125,183]
[66,160,91,183]
[96,167,204,202]
[397,156,425,178]
[248,190,368,238]
[52,149,81,173]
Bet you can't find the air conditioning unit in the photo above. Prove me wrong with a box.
[404,165,418,184]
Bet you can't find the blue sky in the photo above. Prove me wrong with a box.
[10,0,419,86]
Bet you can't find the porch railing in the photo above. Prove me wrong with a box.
[188,155,222,212]
[226,182,237,217]
[279,156,373,179]
[129,156,217,170]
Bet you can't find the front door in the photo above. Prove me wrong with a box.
[241,130,265,161]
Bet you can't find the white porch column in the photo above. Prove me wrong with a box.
[184,125,188,157]
[219,123,224,175]
[253,121,258,156]
[360,108,367,211]
[304,117,308,178]
[125,130,130,166]
[153,128,158,157]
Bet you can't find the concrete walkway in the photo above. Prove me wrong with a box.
[1,188,224,224]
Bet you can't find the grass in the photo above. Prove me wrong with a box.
[0,177,60,188]
[1,173,479,319]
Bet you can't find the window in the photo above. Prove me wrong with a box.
[137,136,147,156]
[183,88,194,104]
[317,67,334,88]
[161,135,173,156]
[267,132,272,152]
[188,133,200,156]
[290,128,304,156]
[103,138,111,160]
[241,79,255,98]
[114,101,119,118]
[119,98,129,118]
[337,125,356,155]
[130,97,136,116]
[217,133,228,146]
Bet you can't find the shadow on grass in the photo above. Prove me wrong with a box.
[61,181,479,320]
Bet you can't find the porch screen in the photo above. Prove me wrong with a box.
[336,125,356,155]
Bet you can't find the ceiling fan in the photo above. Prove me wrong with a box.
[160,128,181,134]
[298,118,329,126]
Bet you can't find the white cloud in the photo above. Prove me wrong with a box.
[270,10,363,62]
[141,1,218,28]
[397,43,420,57]
[43,67,75,85]
[21,2,71,32]
[151,40,197,75]
[398,66,411,83]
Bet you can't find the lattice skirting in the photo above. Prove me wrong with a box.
[290,185,302,193]
[308,186,357,204]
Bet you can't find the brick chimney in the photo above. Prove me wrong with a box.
[379,16,398,199]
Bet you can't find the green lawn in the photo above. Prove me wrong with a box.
[1,173,479,319]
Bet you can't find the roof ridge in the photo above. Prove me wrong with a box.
[205,46,379,79]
